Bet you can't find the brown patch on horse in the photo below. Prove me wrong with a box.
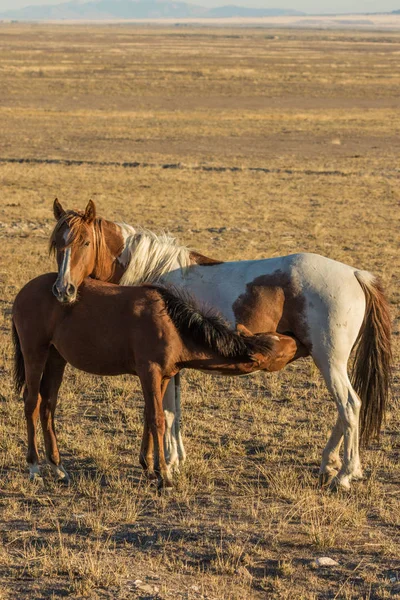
[189,251,223,266]
[232,271,311,351]
[233,286,285,333]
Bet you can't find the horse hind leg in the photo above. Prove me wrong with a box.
[318,360,364,490]
[319,415,343,487]
[307,282,366,491]
[39,346,69,483]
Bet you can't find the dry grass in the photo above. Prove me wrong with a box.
[0,24,399,599]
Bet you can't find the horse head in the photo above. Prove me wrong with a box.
[236,323,306,371]
[49,199,124,303]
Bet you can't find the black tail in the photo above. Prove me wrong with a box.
[12,321,25,395]
[154,285,275,360]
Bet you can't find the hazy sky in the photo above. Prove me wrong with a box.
[1,0,400,14]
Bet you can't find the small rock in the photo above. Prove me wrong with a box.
[207,226,227,234]
[315,557,339,568]
[191,585,200,592]
[132,580,156,594]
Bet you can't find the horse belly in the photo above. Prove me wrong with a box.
[200,368,260,377]
[52,326,134,377]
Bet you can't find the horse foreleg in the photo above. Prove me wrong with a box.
[174,372,186,466]
[24,349,48,481]
[139,414,156,479]
[39,346,69,483]
[24,387,41,481]
[163,377,179,474]
[140,368,173,490]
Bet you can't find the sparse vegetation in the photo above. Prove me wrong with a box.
[0,24,399,599]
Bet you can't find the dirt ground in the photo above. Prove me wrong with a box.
[0,24,399,600]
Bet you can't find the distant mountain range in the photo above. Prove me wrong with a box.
[0,1,306,21]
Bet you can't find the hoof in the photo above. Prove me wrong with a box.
[28,464,42,482]
[157,478,174,493]
[329,475,351,493]
[318,466,339,488]
[144,469,158,481]
[57,475,70,486]
[49,462,70,484]
[350,470,365,482]
[318,471,337,488]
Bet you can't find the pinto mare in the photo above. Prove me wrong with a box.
[12,273,300,488]
[49,199,392,490]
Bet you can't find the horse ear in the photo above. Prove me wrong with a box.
[53,198,65,221]
[84,199,96,223]
[236,323,253,337]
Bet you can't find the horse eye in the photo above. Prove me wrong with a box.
[84,241,90,247]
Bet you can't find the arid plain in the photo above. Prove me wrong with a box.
[0,24,399,599]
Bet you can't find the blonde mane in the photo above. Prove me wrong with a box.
[119,226,192,286]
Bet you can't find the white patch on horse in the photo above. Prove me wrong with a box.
[118,227,192,286]
[28,463,41,481]
[55,247,71,289]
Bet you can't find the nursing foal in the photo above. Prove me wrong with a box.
[49,199,392,491]
[13,273,301,489]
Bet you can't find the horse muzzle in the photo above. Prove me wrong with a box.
[52,281,77,304]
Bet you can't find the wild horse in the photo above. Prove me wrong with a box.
[49,199,392,490]
[12,273,300,489]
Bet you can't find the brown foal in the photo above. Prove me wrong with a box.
[12,273,302,489]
